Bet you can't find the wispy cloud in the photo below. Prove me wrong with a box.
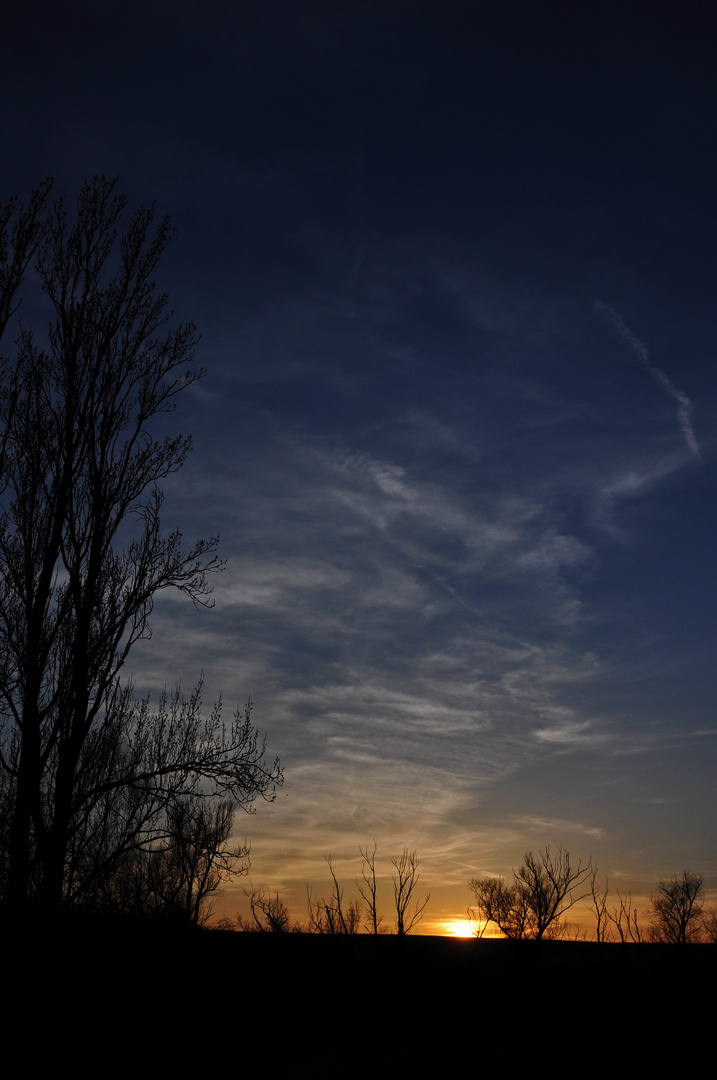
[134,275,713,923]
[595,300,701,460]
[509,816,606,841]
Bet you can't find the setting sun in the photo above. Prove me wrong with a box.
[441,919,476,938]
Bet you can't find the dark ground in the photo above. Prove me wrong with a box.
[5,920,713,1068]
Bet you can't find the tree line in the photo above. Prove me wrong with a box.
[468,847,716,944]
[221,842,714,944]
[228,842,430,935]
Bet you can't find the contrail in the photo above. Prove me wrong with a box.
[595,300,701,460]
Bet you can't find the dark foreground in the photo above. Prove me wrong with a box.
[6,919,714,1067]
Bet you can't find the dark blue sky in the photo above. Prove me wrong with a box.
[2,1,716,931]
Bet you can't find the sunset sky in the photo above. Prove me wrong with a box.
[2,1,716,934]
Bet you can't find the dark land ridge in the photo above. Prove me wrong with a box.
[5,916,713,1067]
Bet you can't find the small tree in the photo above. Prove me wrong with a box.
[588,869,610,943]
[650,871,704,944]
[391,848,429,935]
[469,846,592,941]
[59,683,270,916]
[308,855,364,933]
[357,840,384,934]
[151,796,245,926]
[469,875,530,939]
[307,856,361,934]
[240,885,297,932]
[85,797,243,925]
[607,889,643,943]
[588,873,647,944]
[702,907,717,944]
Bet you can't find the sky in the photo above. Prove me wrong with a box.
[2,1,716,935]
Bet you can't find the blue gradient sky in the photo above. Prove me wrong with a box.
[2,1,716,931]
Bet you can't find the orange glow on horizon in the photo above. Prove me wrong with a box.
[440,918,476,938]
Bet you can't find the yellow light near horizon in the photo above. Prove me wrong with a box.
[442,919,475,938]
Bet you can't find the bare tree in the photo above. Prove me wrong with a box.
[307,856,361,933]
[606,889,643,943]
[240,885,297,932]
[649,870,704,944]
[517,847,592,939]
[588,869,611,943]
[468,875,531,939]
[151,796,245,926]
[469,846,592,941]
[0,178,282,913]
[344,896,362,934]
[702,907,717,944]
[391,848,429,935]
[80,795,244,925]
[55,681,272,919]
[357,840,384,934]
[586,877,652,944]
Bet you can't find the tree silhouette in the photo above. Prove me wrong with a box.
[649,870,704,944]
[307,856,361,934]
[238,885,297,932]
[391,847,429,935]
[357,840,384,934]
[469,846,592,940]
[0,177,282,914]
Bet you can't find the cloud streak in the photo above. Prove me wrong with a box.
[595,300,701,460]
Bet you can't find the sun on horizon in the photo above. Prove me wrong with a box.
[439,918,476,938]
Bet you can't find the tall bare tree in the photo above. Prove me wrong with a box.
[0,178,282,913]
